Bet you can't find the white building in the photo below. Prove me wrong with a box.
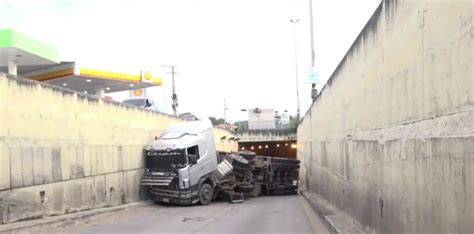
[248,108,276,130]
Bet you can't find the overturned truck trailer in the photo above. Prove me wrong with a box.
[216,151,300,202]
[140,120,300,205]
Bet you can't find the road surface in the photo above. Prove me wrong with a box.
[60,195,329,233]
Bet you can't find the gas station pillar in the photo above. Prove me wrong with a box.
[8,60,17,75]
[95,85,105,98]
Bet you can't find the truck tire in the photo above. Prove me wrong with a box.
[271,158,300,165]
[233,164,252,175]
[236,184,254,193]
[199,183,213,205]
[271,164,300,170]
[246,159,255,166]
[228,154,250,168]
[239,151,256,160]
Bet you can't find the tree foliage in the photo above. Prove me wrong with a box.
[234,120,248,131]
[289,115,298,129]
[209,116,225,125]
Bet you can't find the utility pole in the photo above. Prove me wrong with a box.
[166,65,179,116]
[290,19,301,121]
[224,98,227,124]
[309,0,318,101]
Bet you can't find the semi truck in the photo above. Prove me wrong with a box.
[140,120,300,205]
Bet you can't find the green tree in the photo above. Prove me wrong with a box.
[234,120,248,131]
[209,116,225,125]
[289,115,298,129]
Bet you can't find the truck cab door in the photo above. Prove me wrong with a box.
[187,145,201,187]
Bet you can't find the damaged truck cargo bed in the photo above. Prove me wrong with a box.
[140,120,300,205]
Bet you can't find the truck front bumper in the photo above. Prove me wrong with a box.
[150,187,198,205]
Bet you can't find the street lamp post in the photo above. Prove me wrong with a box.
[309,0,315,69]
[290,19,301,121]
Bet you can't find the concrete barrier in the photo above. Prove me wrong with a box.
[297,0,473,233]
[0,73,237,224]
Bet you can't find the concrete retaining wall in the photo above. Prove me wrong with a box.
[0,74,237,224]
[297,0,473,233]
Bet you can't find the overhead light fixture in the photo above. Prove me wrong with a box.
[129,84,134,87]
[285,143,288,146]
[276,144,280,147]
[241,147,245,150]
[251,146,254,150]
[106,87,111,90]
[291,144,297,149]
[265,145,268,149]
[86,79,91,82]
[258,145,262,149]
[62,83,67,86]
[84,91,88,94]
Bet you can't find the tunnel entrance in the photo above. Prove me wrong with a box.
[238,140,297,159]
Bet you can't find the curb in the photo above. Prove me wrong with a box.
[300,191,365,234]
[0,201,152,233]
[300,191,339,234]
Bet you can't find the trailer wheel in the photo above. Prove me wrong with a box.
[271,158,300,165]
[239,151,256,160]
[228,154,250,168]
[236,184,254,193]
[232,164,248,174]
[199,183,213,205]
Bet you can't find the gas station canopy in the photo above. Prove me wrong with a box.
[21,62,162,96]
[0,29,162,96]
[0,28,59,75]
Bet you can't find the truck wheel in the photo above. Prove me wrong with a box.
[199,183,213,205]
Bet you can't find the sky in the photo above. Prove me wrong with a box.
[0,0,381,123]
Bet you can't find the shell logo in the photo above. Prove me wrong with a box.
[143,71,152,81]
[133,89,143,97]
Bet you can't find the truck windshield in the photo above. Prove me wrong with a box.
[146,149,187,170]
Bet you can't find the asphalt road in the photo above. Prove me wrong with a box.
[64,195,329,234]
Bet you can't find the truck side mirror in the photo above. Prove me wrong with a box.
[189,155,198,165]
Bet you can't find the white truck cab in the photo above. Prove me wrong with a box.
[141,120,218,205]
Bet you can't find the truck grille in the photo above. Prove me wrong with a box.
[141,175,174,186]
